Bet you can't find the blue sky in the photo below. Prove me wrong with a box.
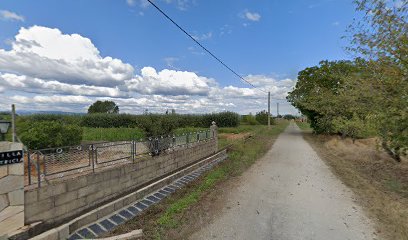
[0,0,357,115]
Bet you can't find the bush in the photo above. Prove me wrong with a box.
[21,121,83,149]
[255,110,274,125]
[242,114,259,125]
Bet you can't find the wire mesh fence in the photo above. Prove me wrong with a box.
[25,130,212,188]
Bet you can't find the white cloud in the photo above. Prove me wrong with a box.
[0,10,24,22]
[10,95,92,104]
[0,25,298,115]
[126,0,136,6]
[192,32,213,41]
[125,67,214,95]
[0,26,134,86]
[244,10,261,22]
[332,21,340,26]
[0,73,125,97]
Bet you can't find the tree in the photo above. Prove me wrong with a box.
[88,100,119,114]
[347,0,408,161]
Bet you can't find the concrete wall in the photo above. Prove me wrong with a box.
[0,142,24,237]
[24,139,217,226]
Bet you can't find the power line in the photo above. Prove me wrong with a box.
[146,0,267,93]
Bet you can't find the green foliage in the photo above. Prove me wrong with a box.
[20,121,83,149]
[288,0,407,160]
[88,100,119,114]
[283,114,296,120]
[241,114,259,125]
[81,113,137,128]
[82,127,144,142]
[255,110,274,125]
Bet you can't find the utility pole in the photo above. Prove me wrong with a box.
[11,104,16,142]
[277,102,280,118]
[268,92,271,128]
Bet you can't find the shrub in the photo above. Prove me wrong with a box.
[242,114,259,125]
[256,110,274,125]
[21,121,83,149]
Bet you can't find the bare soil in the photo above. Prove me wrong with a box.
[303,133,408,240]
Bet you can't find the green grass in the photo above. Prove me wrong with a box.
[82,127,145,142]
[173,127,207,135]
[296,121,312,132]
[154,121,289,236]
[218,124,257,134]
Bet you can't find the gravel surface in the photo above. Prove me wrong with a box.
[191,122,376,240]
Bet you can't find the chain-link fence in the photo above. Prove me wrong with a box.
[26,130,212,187]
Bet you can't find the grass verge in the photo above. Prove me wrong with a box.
[298,129,408,240]
[103,121,289,239]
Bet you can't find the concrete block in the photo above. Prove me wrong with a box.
[113,199,124,210]
[96,203,115,218]
[0,166,7,179]
[54,191,78,206]
[7,163,23,176]
[8,189,23,206]
[87,172,104,185]
[0,193,9,212]
[66,177,87,192]
[75,210,98,228]
[30,228,58,240]
[78,184,98,198]
[56,224,69,240]
[0,175,23,195]
[24,189,38,204]
[25,198,54,219]
[85,190,105,205]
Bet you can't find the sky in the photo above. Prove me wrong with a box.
[0,0,357,115]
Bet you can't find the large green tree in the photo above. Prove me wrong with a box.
[348,0,408,161]
[87,100,119,114]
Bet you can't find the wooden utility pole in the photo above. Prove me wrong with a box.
[268,92,271,128]
[277,102,280,118]
[11,104,16,142]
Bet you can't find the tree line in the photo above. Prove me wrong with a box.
[287,0,407,161]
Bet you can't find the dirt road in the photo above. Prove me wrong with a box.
[191,122,376,240]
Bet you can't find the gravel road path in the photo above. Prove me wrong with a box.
[191,122,376,240]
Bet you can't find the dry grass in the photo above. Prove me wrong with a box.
[303,133,408,240]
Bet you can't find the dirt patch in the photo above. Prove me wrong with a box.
[219,132,250,140]
[303,133,408,240]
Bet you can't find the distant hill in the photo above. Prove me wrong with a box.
[15,110,85,116]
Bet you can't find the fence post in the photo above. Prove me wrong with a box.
[197,132,200,142]
[132,140,135,163]
[172,135,176,147]
[36,154,41,188]
[210,121,218,152]
[91,144,95,173]
[27,150,31,185]
[187,132,190,144]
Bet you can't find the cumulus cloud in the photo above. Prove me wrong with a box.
[0,25,298,115]
[0,26,134,86]
[0,10,24,22]
[243,10,261,22]
[125,67,214,96]
[0,73,125,97]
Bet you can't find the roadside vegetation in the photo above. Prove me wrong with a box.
[103,120,289,239]
[287,0,407,161]
[296,121,408,240]
[9,111,240,149]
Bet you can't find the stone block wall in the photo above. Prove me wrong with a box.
[24,139,217,226]
[0,142,24,237]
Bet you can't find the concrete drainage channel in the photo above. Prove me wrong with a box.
[66,153,228,239]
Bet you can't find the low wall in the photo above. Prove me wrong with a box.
[0,142,24,237]
[24,139,217,226]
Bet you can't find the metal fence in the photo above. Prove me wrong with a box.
[26,130,212,187]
